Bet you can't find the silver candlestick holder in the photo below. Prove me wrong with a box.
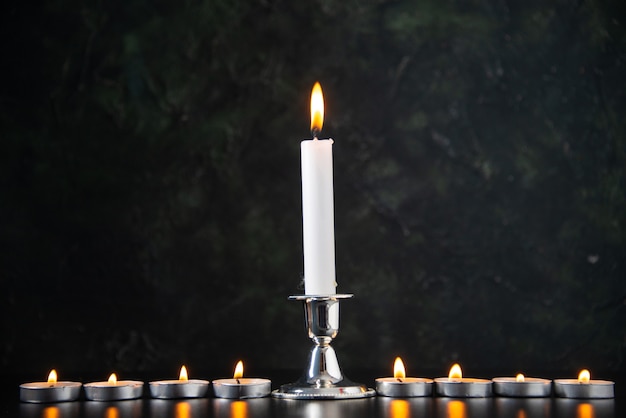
[272,294,375,399]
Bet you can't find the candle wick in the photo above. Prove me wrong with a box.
[236,378,240,384]
[311,127,320,139]
[397,378,403,383]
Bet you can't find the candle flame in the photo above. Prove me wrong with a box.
[310,82,324,135]
[233,360,244,379]
[47,369,57,384]
[179,365,188,381]
[108,373,117,385]
[516,373,525,382]
[393,357,406,379]
[578,369,591,383]
[449,364,463,380]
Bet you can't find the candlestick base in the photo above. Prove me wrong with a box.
[272,294,375,400]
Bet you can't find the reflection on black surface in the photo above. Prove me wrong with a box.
[274,398,375,418]
[84,400,142,418]
[13,396,622,418]
[555,399,615,418]
[150,399,208,418]
[213,398,269,418]
[105,406,118,418]
[43,406,60,418]
[377,397,433,418]
[20,402,80,418]
[447,400,466,418]
[390,400,410,418]
[230,401,247,418]
[435,398,491,418]
[495,397,551,418]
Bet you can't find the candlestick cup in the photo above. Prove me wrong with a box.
[272,294,375,399]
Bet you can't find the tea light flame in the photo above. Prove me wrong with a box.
[47,369,58,384]
[578,369,591,384]
[310,82,324,136]
[233,360,244,379]
[516,373,525,382]
[108,373,117,385]
[393,357,406,379]
[179,365,188,381]
[449,363,463,380]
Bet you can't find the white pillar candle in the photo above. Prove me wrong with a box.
[301,82,337,295]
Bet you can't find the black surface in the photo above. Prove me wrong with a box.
[3,371,624,418]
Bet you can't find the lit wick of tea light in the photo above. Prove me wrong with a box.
[492,372,552,397]
[234,360,244,384]
[179,366,188,381]
[47,370,57,385]
[394,357,405,382]
[449,364,463,380]
[84,372,143,401]
[212,360,271,399]
[148,365,209,399]
[434,363,493,397]
[19,369,82,403]
[554,369,614,398]
[578,369,590,384]
[375,356,433,397]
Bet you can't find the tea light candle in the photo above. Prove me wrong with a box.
[492,373,552,397]
[20,370,82,403]
[434,364,492,397]
[149,365,210,399]
[84,373,144,401]
[554,369,615,398]
[376,357,433,397]
[212,361,271,399]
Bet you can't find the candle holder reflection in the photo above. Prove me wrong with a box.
[272,294,375,399]
[274,398,373,418]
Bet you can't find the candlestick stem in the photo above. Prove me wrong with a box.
[272,294,375,399]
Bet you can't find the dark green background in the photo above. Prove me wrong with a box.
[2,0,625,377]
